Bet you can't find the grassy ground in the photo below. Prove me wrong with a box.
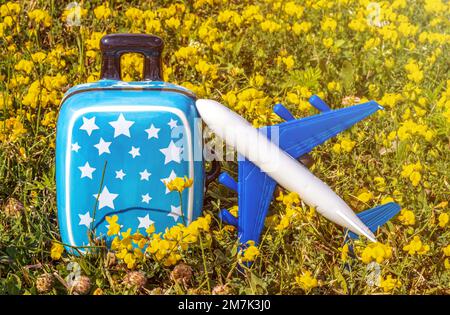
[0,0,449,295]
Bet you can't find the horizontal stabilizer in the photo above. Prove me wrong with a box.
[264,100,383,160]
[347,202,401,240]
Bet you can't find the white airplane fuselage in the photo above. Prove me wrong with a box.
[196,99,376,242]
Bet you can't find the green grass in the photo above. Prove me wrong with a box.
[1,0,449,295]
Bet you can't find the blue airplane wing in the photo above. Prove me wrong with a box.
[263,99,383,159]
[236,156,277,244]
[218,156,277,245]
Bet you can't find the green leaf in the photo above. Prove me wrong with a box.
[282,67,322,89]
[333,265,348,294]
[335,39,346,48]
[232,38,244,59]
[249,272,267,294]
[6,274,22,295]
[340,60,355,91]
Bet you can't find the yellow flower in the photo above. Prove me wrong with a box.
[276,55,295,71]
[217,10,243,27]
[112,229,148,269]
[122,251,136,269]
[50,242,64,260]
[41,111,57,128]
[164,176,193,193]
[435,201,448,209]
[241,5,263,22]
[143,214,211,266]
[327,81,341,92]
[145,18,162,33]
[321,17,337,32]
[444,244,450,269]
[232,87,271,123]
[395,119,433,142]
[398,209,415,226]
[403,236,430,255]
[364,38,381,50]
[166,17,181,29]
[276,191,300,207]
[31,52,46,63]
[379,93,402,108]
[379,275,401,293]
[85,32,106,51]
[295,271,318,291]
[404,59,424,83]
[292,21,311,35]
[93,288,104,295]
[94,4,111,20]
[0,94,12,109]
[443,244,450,257]
[0,2,21,17]
[401,162,423,187]
[332,143,341,153]
[163,252,182,267]
[323,37,334,48]
[125,7,143,26]
[360,242,392,264]
[283,1,304,18]
[409,171,421,187]
[286,92,299,105]
[260,20,281,33]
[250,74,265,87]
[105,215,121,236]
[28,9,52,27]
[424,0,448,13]
[0,117,27,143]
[438,213,449,228]
[228,205,238,217]
[357,191,374,203]
[282,55,295,70]
[275,215,290,231]
[340,243,349,261]
[15,59,34,73]
[164,225,184,242]
[146,224,155,235]
[341,138,356,152]
[240,241,260,262]
[333,137,356,153]
[195,59,218,79]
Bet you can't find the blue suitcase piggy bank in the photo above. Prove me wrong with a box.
[56,34,219,253]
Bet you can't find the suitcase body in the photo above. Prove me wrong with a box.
[56,35,208,253]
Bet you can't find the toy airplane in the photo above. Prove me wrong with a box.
[196,96,401,246]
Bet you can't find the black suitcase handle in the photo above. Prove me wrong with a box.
[100,33,164,81]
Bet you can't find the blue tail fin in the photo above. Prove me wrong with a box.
[347,202,401,240]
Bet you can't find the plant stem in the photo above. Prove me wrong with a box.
[199,233,211,293]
